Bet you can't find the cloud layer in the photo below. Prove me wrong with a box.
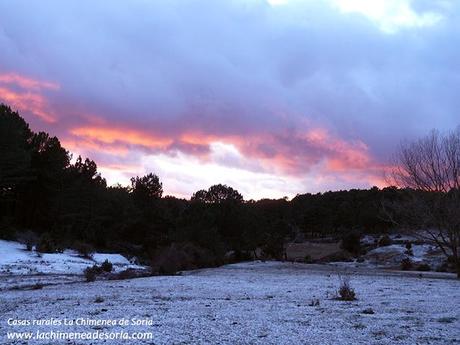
[1,0,459,199]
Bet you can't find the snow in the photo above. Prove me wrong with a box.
[91,253,131,266]
[0,240,32,265]
[1,261,459,344]
[363,243,445,269]
[0,240,141,276]
[369,244,406,255]
[1,239,459,344]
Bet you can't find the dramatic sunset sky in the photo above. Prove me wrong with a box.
[0,0,458,199]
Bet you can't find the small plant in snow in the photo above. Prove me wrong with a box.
[362,308,374,314]
[309,298,320,306]
[336,276,356,301]
[101,259,113,272]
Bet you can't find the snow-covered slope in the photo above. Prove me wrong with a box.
[0,240,142,275]
[364,243,445,269]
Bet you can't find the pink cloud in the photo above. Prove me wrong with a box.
[0,71,389,195]
[0,73,59,91]
[66,121,388,189]
[0,72,59,123]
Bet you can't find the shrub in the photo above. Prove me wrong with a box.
[17,230,38,251]
[378,235,392,247]
[150,242,220,275]
[151,244,192,275]
[340,231,362,255]
[73,241,94,259]
[36,233,58,253]
[84,265,99,282]
[436,261,449,272]
[436,264,447,272]
[337,277,356,301]
[417,263,431,271]
[101,259,113,272]
[181,242,218,268]
[309,298,320,306]
[304,255,314,264]
[261,237,285,260]
[362,308,374,314]
[401,258,413,271]
[110,268,139,280]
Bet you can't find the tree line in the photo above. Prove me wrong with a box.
[1,104,458,276]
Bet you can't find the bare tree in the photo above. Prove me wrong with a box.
[388,128,460,278]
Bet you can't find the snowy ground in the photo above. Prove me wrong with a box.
[0,240,140,275]
[0,240,143,290]
[1,261,459,345]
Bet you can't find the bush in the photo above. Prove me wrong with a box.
[417,263,431,271]
[17,230,38,251]
[152,245,192,275]
[340,231,362,255]
[337,277,356,301]
[101,259,113,272]
[181,242,219,268]
[378,235,392,247]
[73,241,94,259]
[84,265,100,282]
[36,233,58,253]
[151,243,220,275]
[401,258,413,271]
[309,298,320,306]
[109,268,144,280]
[362,308,374,314]
[304,255,314,264]
[436,262,448,272]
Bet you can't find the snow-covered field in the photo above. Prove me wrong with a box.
[0,240,143,290]
[0,240,140,275]
[1,261,459,345]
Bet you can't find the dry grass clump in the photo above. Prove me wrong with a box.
[336,275,357,301]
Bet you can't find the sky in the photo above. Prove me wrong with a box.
[0,0,459,200]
